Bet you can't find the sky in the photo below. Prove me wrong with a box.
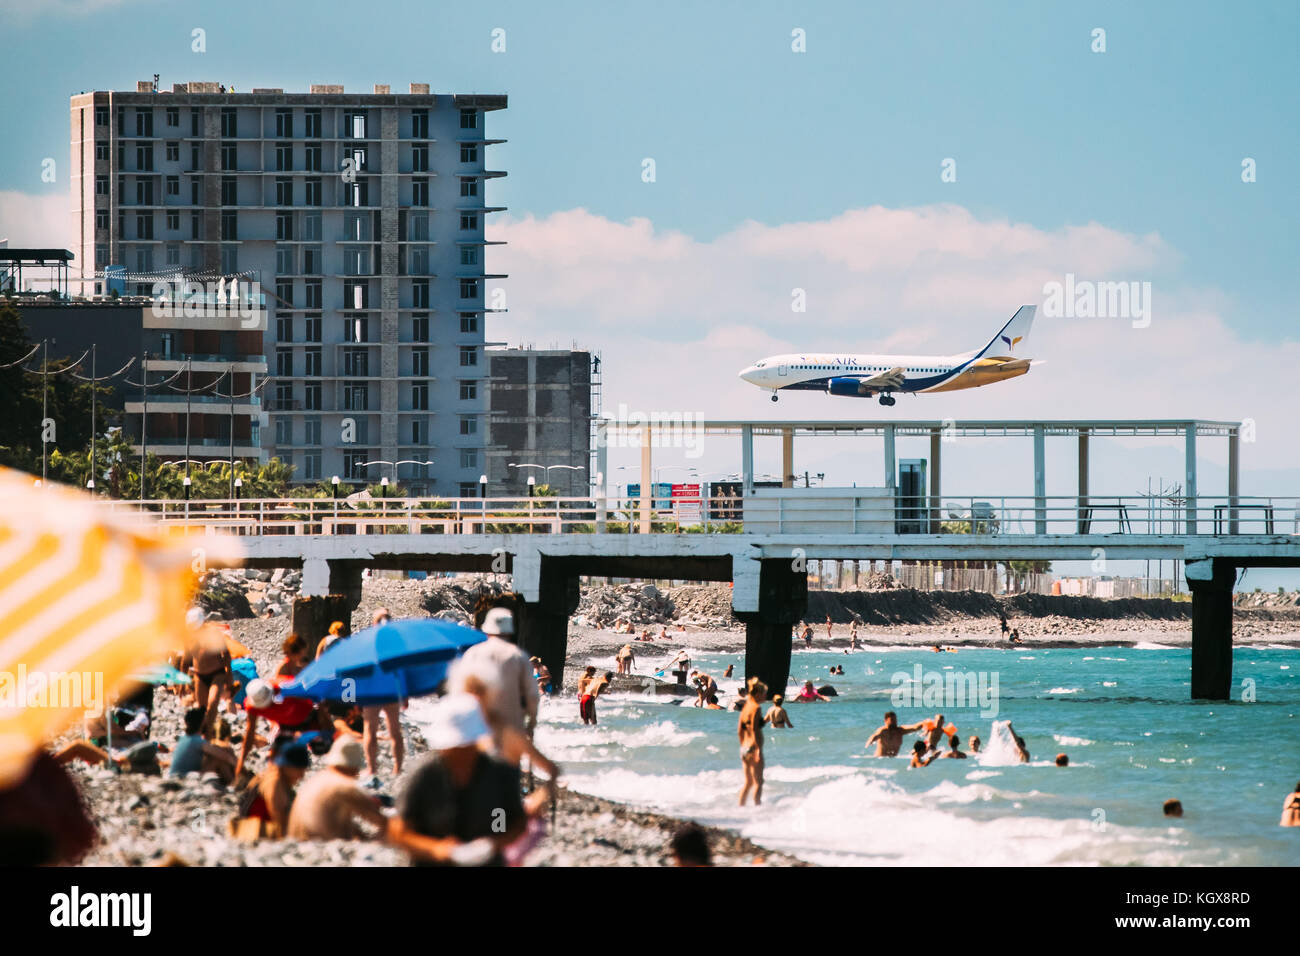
[1,0,1297,584]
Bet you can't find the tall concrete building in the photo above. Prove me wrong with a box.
[70,81,506,495]
[484,348,594,497]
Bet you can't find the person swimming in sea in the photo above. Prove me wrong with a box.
[941,734,967,759]
[909,740,939,768]
[968,735,982,754]
[764,694,793,729]
[865,711,927,757]
[794,680,830,703]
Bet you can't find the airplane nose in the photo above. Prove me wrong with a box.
[738,365,756,383]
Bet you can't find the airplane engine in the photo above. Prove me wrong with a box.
[827,377,870,397]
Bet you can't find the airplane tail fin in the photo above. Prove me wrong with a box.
[976,305,1036,359]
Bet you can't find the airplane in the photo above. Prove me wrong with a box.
[738,305,1038,405]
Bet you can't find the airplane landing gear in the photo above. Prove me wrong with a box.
[770,393,779,402]
[879,394,896,407]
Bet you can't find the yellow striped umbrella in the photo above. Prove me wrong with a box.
[0,467,242,787]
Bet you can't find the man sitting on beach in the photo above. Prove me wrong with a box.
[236,740,309,839]
[169,706,236,783]
[390,694,526,866]
[865,711,927,757]
[287,737,388,842]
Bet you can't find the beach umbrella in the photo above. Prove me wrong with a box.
[125,663,192,686]
[0,466,239,787]
[278,618,486,706]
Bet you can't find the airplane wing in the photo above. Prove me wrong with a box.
[860,367,906,390]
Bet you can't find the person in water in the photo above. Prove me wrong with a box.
[1163,799,1184,818]
[1005,723,1030,763]
[908,740,939,768]
[704,693,724,710]
[577,666,598,725]
[1055,753,1069,767]
[865,711,927,757]
[723,664,734,678]
[764,694,793,729]
[737,677,767,806]
[1280,783,1300,827]
[794,680,830,703]
[968,735,982,754]
[941,734,966,759]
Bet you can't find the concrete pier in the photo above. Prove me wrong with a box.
[1187,558,1236,701]
[735,559,808,696]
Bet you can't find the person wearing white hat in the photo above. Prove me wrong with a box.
[287,736,388,842]
[390,693,526,867]
[461,606,539,740]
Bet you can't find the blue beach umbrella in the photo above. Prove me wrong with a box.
[278,618,486,707]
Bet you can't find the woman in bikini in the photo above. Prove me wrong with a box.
[737,677,767,806]
[1281,782,1300,827]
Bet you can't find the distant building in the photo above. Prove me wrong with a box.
[485,349,594,497]
[70,80,507,494]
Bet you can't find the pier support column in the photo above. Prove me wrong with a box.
[929,427,942,533]
[327,561,364,614]
[734,559,807,697]
[1033,424,1047,534]
[1077,427,1090,533]
[516,560,579,690]
[781,428,794,488]
[1187,558,1235,700]
[1185,424,1199,535]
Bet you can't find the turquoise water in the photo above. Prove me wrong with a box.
[528,642,1300,865]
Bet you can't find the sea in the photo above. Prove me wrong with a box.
[525,642,1300,866]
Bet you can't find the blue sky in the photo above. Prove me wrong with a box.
[2,0,1297,584]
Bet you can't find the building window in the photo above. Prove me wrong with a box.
[275,143,293,171]
[136,179,155,205]
[304,347,321,377]
[345,111,368,139]
[460,178,479,198]
[303,452,321,481]
[412,347,429,376]
[459,278,479,300]
[276,315,293,342]
[344,247,371,276]
[303,417,321,446]
[459,416,478,436]
[166,175,180,196]
[165,244,180,266]
[165,210,179,231]
[190,109,200,136]
[96,210,109,230]
[412,279,429,308]
[136,143,154,170]
[344,281,369,310]
[460,246,478,266]
[304,280,322,309]
[275,108,293,137]
[303,245,322,275]
[459,312,478,333]
[411,178,428,206]
[275,418,292,446]
[190,213,201,239]
[166,106,179,127]
[409,245,429,275]
[412,383,429,410]
[344,314,369,343]
[459,346,477,367]
[460,142,478,164]
[303,383,321,410]
[136,213,155,239]
[344,382,370,411]
[304,315,321,342]
[412,314,429,342]
[221,176,237,205]
[411,109,428,138]
[304,143,322,171]
[412,144,429,172]
[96,143,109,162]
[459,380,477,401]
[408,211,429,241]
[135,110,153,136]
[276,211,294,240]
[220,108,237,137]
[343,347,369,377]
[348,178,369,207]
[276,245,295,274]
[304,178,322,206]
[459,449,478,469]
[276,349,294,377]
[221,143,237,170]
[95,175,108,196]
[95,106,108,126]
[304,108,321,138]
[275,383,293,410]
[411,418,428,444]
[460,213,478,231]
[190,146,201,171]
[275,178,293,205]
[459,108,477,130]
[165,142,179,162]
[221,210,238,240]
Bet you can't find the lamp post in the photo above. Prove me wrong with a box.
[331,475,340,499]
[182,475,191,500]
[478,473,487,498]
[380,476,389,498]
[234,476,242,500]
[526,475,536,498]
[86,478,95,496]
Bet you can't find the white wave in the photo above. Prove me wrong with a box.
[1047,687,1081,694]
[1054,735,1094,747]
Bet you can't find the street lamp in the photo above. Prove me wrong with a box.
[233,476,242,500]
[331,475,340,500]
[478,473,487,498]
[380,476,389,498]
[182,475,191,500]
[526,475,536,498]
[86,478,95,494]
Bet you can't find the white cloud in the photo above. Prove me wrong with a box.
[491,205,1299,483]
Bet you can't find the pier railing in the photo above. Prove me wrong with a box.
[90,492,1300,537]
